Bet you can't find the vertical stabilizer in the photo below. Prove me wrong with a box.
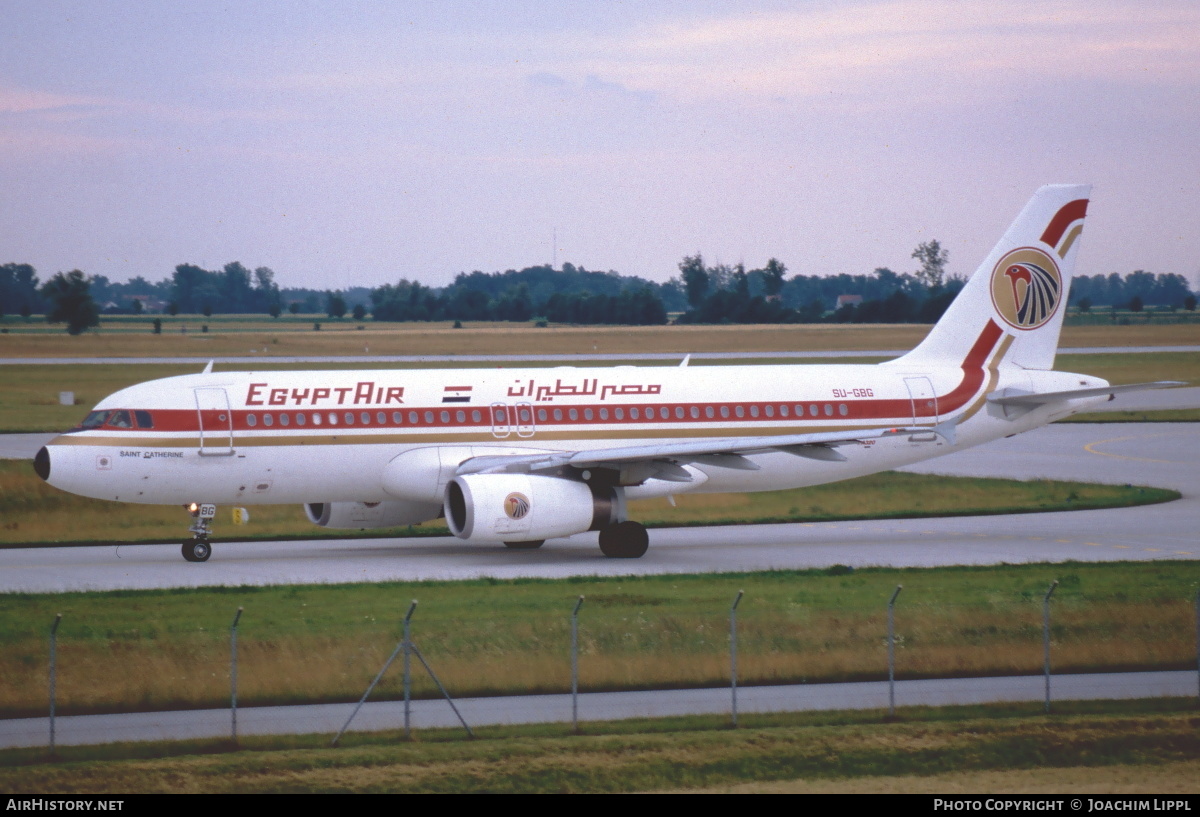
[893,185,1090,371]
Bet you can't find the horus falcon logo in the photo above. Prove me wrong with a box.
[990,247,1062,330]
[503,492,531,520]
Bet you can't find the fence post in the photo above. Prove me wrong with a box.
[332,600,416,747]
[230,607,243,744]
[1195,588,1199,702]
[1043,580,1058,713]
[571,596,584,733]
[730,590,744,728]
[887,585,903,717]
[49,613,62,755]
[403,600,417,740]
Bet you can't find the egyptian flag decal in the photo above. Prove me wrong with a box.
[443,385,473,403]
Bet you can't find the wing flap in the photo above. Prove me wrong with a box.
[456,423,953,478]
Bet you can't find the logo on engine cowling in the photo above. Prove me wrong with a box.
[990,246,1062,331]
[504,492,530,520]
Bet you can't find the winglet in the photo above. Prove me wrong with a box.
[679,354,691,368]
[202,360,214,375]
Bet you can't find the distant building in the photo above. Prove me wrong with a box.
[836,294,863,308]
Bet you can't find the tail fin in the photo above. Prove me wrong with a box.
[894,184,1091,371]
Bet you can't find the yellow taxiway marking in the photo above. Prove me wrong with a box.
[1083,433,1178,464]
[1085,542,1103,546]
[1113,545,1131,549]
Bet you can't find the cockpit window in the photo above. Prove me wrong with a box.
[134,410,154,429]
[108,410,133,428]
[79,410,112,429]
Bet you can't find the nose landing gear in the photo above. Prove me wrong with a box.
[183,502,216,562]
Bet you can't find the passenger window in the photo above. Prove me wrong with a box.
[705,406,714,419]
[296,413,307,426]
[376,412,386,424]
[630,408,640,420]
[568,408,578,421]
[247,414,258,427]
[735,406,745,418]
[279,413,290,426]
[264,414,274,427]
[344,412,355,425]
[472,410,481,423]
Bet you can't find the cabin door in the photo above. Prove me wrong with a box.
[195,387,235,456]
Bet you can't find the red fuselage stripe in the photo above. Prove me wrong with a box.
[75,323,1006,436]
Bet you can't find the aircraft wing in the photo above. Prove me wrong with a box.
[456,421,955,481]
[987,381,1186,408]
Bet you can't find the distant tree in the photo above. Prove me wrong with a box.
[152,318,162,334]
[166,301,180,316]
[131,298,144,314]
[678,254,709,309]
[1128,295,1144,313]
[202,302,213,318]
[1185,295,1197,312]
[41,270,100,335]
[912,240,948,290]
[288,302,299,315]
[760,258,787,298]
[327,292,347,319]
[268,301,282,318]
[1077,297,1092,313]
[352,303,366,321]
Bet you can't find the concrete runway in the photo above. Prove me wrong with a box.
[1,421,1197,593]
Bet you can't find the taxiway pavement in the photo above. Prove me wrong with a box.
[1,422,1196,593]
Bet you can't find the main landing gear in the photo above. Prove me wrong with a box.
[598,521,649,559]
[183,502,216,563]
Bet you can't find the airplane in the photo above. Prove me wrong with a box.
[33,184,1182,562]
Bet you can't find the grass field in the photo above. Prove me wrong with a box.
[3,316,1200,358]
[2,561,1195,720]
[0,457,1176,546]
[2,700,1198,794]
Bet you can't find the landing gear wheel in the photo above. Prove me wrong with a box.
[504,540,545,550]
[182,538,212,563]
[598,521,649,559]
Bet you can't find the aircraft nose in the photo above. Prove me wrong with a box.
[34,446,51,481]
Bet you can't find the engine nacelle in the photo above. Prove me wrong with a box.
[304,500,440,530]
[444,474,624,544]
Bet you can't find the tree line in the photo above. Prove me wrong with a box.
[4,251,1195,336]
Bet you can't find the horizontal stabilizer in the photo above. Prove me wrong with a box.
[987,381,1186,408]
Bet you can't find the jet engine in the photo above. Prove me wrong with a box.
[304,500,440,530]
[444,474,624,544]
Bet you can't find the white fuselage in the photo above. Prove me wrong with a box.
[40,340,1109,509]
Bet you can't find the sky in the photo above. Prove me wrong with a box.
[2,1,1198,291]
